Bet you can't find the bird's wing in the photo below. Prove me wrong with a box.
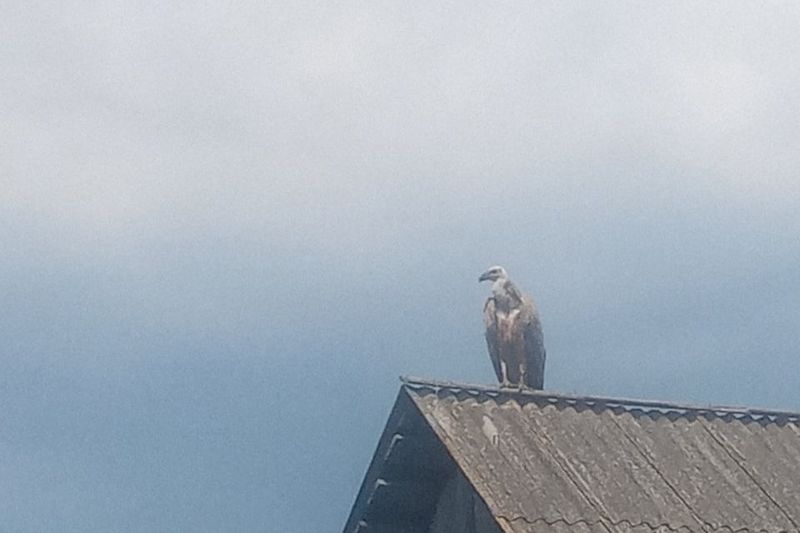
[521,298,546,389]
[503,279,525,306]
[483,297,503,382]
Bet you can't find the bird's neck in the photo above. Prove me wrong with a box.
[492,278,522,311]
[491,278,509,296]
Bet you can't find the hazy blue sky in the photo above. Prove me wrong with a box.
[3,2,800,532]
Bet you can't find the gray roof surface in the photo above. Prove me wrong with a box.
[403,378,800,533]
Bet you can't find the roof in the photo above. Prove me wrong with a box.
[344,377,800,533]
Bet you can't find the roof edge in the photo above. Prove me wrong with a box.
[400,376,800,422]
[342,385,460,533]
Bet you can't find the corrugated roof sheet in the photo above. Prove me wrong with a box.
[403,378,800,533]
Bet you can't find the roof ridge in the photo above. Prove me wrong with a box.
[400,376,800,423]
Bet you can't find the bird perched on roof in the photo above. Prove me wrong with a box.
[479,266,546,390]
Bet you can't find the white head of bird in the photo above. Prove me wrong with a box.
[478,265,508,283]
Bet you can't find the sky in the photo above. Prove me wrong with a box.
[2,1,800,531]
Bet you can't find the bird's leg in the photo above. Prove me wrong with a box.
[500,361,511,388]
[519,364,527,392]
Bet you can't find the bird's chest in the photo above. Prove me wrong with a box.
[492,293,516,314]
[495,309,521,338]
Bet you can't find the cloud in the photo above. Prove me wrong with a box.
[5,2,800,262]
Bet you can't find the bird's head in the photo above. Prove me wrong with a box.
[478,265,508,283]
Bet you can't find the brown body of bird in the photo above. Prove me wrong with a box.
[479,266,546,389]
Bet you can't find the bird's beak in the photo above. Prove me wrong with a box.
[478,271,490,282]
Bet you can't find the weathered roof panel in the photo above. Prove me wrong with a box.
[403,378,800,533]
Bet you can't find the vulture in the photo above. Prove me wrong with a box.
[479,266,546,390]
